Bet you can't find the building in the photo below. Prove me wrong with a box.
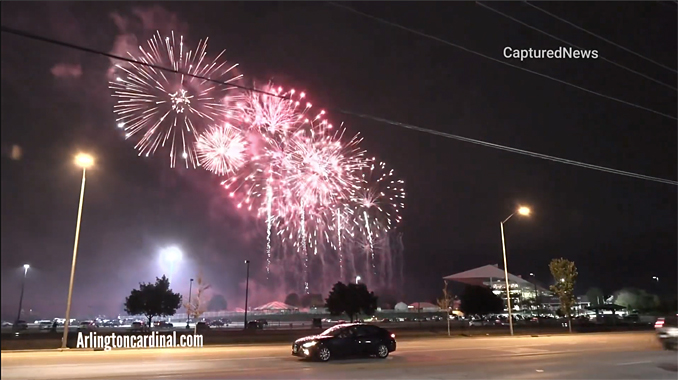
[443,264,552,313]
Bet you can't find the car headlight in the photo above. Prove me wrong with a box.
[302,341,317,348]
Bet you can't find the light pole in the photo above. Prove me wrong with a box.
[244,260,250,329]
[62,153,94,349]
[500,206,531,337]
[186,278,194,329]
[16,264,30,322]
[356,275,361,285]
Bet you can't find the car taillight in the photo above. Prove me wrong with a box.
[655,320,665,328]
[391,333,396,338]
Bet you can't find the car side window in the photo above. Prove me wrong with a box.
[354,326,371,337]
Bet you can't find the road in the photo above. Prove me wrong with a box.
[2,332,675,379]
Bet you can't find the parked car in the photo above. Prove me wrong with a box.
[154,321,173,328]
[195,321,210,332]
[655,315,678,351]
[292,323,396,362]
[78,321,98,332]
[130,321,145,332]
[39,321,53,330]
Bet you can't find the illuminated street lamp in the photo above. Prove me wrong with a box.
[16,264,30,322]
[356,275,361,285]
[500,206,531,336]
[652,276,659,282]
[62,153,94,349]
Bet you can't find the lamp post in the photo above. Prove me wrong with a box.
[186,278,194,329]
[62,153,94,349]
[500,206,531,336]
[16,264,30,322]
[244,260,250,329]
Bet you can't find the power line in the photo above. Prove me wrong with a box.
[1,25,676,186]
[339,111,678,186]
[327,2,677,121]
[525,2,677,74]
[477,1,676,91]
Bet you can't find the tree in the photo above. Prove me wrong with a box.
[377,291,398,310]
[301,293,324,308]
[459,285,504,316]
[124,275,182,327]
[436,280,453,336]
[207,294,228,312]
[549,258,578,333]
[586,287,605,307]
[284,293,301,307]
[325,282,378,322]
[185,274,211,327]
[614,288,659,312]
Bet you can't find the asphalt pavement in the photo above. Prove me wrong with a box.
[2,332,676,379]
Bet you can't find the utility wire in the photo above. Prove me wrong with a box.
[477,1,676,91]
[327,2,677,121]
[525,2,677,74]
[1,25,676,186]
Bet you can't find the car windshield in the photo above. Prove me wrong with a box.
[319,325,346,336]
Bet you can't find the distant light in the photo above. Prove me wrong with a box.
[23,264,30,270]
[161,247,182,262]
[117,122,125,129]
[518,207,531,216]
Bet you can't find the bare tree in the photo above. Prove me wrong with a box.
[436,280,453,337]
[185,273,211,333]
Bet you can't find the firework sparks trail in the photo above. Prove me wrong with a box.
[265,179,274,278]
[109,31,243,168]
[195,123,247,176]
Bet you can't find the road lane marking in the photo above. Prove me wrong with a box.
[616,360,652,366]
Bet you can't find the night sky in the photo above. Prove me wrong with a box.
[1,1,676,319]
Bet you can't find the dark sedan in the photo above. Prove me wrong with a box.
[292,323,396,362]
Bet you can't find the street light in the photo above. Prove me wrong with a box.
[62,153,94,349]
[243,260,250,329]
[356,275,361,285]
[652,276,659,282]
[160,247,182,284]
[186,278,194,329]
[16,264,30,323]
[500,205,531,336]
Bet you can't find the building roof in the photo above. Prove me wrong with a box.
[443,264,533,287]
[254,301,298,311]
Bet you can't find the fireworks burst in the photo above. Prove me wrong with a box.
[109,31,243,168]
[283,127,365,208]
[195,124,248,176]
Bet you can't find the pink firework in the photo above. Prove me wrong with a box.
[195,124,248,176]
[240,84,323,137]
[282,127,365,208]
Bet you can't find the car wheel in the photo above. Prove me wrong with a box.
[317,346,331,362]
[376,344,389,359]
